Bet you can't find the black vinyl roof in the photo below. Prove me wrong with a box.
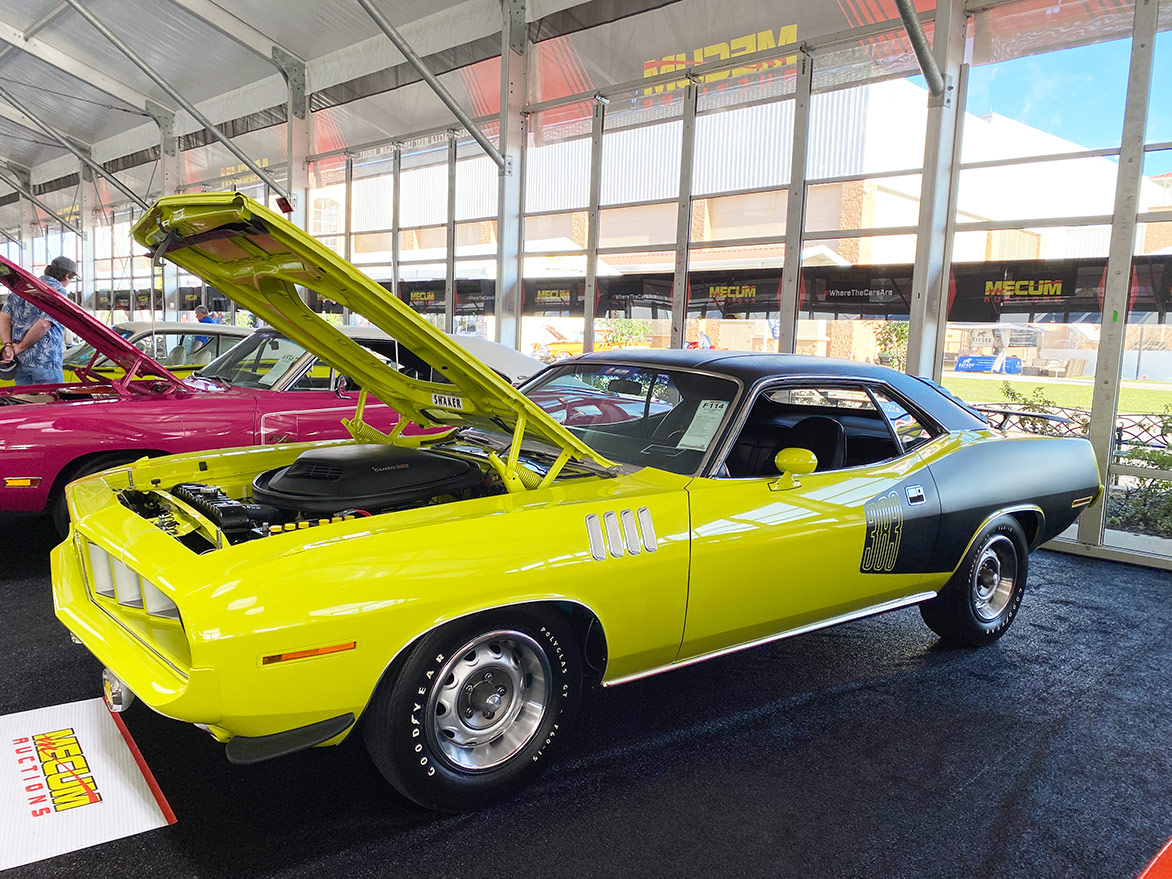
[572,349,988,430]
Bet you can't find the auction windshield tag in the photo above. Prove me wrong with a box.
[677,399,728,451]
[431,393,464,410]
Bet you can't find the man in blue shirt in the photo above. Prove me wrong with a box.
[0,255,76,386]
[193,304,220,347]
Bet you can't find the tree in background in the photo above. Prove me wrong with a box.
[598,317,650,350]
[871,320,909,370]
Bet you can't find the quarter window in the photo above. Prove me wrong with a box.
[722,383,934,477]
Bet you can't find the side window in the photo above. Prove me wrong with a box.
[871,389,939,453]
[722,384,902,478]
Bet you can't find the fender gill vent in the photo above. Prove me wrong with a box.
[586,508,658,560]
[585,514,606,561]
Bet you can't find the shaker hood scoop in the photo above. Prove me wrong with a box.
[131,192,611,467]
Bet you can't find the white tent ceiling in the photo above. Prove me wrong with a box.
[0,0,513,201]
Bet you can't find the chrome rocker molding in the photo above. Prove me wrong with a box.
[602,591,939,687]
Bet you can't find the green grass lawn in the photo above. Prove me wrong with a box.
[940,373,1172,414]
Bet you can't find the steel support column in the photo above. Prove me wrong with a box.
[78,156,98,310]
[1078,0,1159,546]
[341,154,353,324]
[669,82,699,349]
[150,100,180,318]
[903,0,964,378]
[582,99,605,353]
[778,50,812,354]
[392,146,401,292]
[275,47,309,227]
[495,0,525,349]
[931,60,969,380]
[445,134,457,334]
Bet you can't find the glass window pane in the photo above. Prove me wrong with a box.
[956,158,1116,222]
[524,211,587,253]
[526,109,591,212]
[399,225,446,259]
[456,221,497,257]
[352,154,394,233]
[594,268,674,350]
[692,190,787,243]
[400,148,448,227]
[455,141,497,221]
[351,232,393,263]
[1141,148,1172,212]
[693,101,793,195]
[953,226,1112,261]
[806,176,920,233]
[964,39,1131,163]
[599,203,677,248]
[808,79,927,179]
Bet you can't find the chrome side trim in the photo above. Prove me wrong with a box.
[585,513,606,561]
[620,509,641,555]
[601,591,938,687]
[636,506,658,552]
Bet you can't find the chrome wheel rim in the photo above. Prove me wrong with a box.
[972,534,1017,621]
[425,630,552,772]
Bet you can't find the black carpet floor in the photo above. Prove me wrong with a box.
[1,513,1169,879]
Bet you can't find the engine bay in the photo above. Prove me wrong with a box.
[118,443,500,551]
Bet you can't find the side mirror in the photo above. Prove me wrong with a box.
[334,375,349,397]
[770,447,818,491]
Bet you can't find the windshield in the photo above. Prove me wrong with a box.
[197,330,309,388]
[63,327,134,367]
[522,362,740,475]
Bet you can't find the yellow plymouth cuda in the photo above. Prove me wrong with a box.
[52,193,1101,812]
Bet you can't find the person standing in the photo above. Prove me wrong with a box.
[193,304,220,347]
[0,255,76,386]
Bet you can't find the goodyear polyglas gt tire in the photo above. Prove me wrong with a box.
[362,608,581,812]
[919,516,1029,647]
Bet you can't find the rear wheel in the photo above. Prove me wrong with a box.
[363,609,581,812]
[920,516,1028,647]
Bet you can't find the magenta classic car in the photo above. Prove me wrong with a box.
[0,255,540,532]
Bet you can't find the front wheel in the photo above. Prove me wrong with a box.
[363,609,581,812]
[920,516,1029,647]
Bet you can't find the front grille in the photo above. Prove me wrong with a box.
[84,541,178,618]
[79,539,191,671]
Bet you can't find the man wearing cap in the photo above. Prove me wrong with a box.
[0,255,76,385]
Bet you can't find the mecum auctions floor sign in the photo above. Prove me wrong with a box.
[0,698,175,870]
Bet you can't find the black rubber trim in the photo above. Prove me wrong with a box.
[225,713,355,765]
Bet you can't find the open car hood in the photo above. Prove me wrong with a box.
[0,256,178,384]
[131,192,611,469]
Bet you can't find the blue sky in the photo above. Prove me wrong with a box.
[965,33,1172,176]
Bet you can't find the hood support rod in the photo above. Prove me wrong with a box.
[357,0,506,170]
[60,0,293,209]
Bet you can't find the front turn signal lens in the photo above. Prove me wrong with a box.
[262,641,357,666]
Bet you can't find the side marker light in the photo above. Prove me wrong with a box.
[262,641,357,666]
[4,477,42,487]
